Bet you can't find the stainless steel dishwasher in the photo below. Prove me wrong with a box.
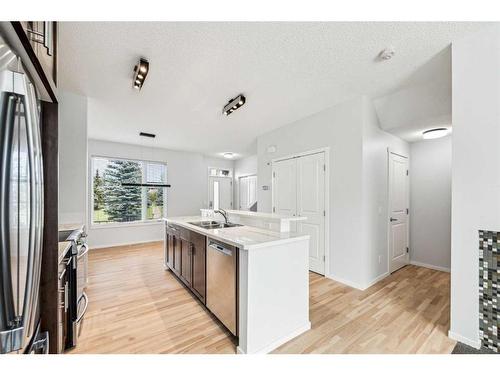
[206,239,237,336]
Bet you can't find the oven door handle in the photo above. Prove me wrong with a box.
[76,292,89,324]
[77,243,89,260]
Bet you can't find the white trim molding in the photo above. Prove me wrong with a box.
[327,272,389,291]
[410,260,450,273]
[448,330,481,349]
[236,322,311,354]
[91,239,163,250]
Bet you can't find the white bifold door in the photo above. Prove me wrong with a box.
[388,152,409,273]
[272,152,326,275]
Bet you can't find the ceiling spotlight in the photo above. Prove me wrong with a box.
[422,128,449,140]
[223,152,234,159]
[223,94,246,115]
[133,58,149,90]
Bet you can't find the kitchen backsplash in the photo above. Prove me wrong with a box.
[479,230,500,353]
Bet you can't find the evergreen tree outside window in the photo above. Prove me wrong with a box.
[91,156,167,225]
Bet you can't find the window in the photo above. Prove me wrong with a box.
[91,156,167,225]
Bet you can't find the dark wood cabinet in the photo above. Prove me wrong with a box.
[190,231,206,302]
[173,232,182,275]
[164,223,206,304]
[180,238,192,286]
[166,231,174,269]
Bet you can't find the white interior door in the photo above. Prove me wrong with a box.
[297,152,325,275]
[239,176,249,209]
[272,158,297,217]
[388,152,409,273]
[272,152,326,275]
[238,175,257,211]
[248,175,257,210]
[209,176,232,210]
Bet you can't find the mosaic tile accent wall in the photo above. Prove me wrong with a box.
[479,230,500,352]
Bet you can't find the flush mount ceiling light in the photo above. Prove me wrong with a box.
[223,152,234,159]
[133,58,149,90]
[223,94,246,115]
[422,128,449,140]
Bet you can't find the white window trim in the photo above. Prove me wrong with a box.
[89,154,168,229]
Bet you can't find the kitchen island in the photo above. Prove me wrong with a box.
[163,212,310,354]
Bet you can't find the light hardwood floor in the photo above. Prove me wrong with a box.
[69,241,455,354]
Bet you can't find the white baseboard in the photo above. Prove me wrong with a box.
[327,272,389,291]
[236,321,311,354]
[326,274,365,290]
[91,239,163,250]
[410,260,450,273]
[363,272,389,290]
[448,330,481,349]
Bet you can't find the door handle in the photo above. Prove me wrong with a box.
[390,217,397,222]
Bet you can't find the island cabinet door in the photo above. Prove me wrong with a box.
[180,238,192,286]
[191,233,206,303]
[173,234,182,275]
[166,231,175,269]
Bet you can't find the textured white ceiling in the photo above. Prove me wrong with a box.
[373,46,452,142]
[58,22,490,156]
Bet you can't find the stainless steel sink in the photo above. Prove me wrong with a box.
[188,221,242,229]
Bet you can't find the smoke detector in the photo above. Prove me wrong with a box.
[379,47,395,61]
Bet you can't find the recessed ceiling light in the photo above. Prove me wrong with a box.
[223,152,234,159]
[422,128,449,140]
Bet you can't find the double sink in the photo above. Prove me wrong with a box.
[188,220,242,230]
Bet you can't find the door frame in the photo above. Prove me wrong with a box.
[386,148,410,274]
[271,147,330,276]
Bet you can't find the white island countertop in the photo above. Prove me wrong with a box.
[164,216,309,250]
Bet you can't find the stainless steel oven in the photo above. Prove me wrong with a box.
[74,236,89,344]
[63,227,89,349]
[57,254,71,352]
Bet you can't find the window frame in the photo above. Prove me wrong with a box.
[89,154,168,229]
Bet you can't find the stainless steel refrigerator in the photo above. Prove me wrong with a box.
[0,34,48,354]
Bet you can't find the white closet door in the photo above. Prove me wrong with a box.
[272,158,297,217]
[296,152,325,275]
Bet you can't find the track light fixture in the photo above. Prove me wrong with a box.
[223,94,246,115]
[133,58,149,90]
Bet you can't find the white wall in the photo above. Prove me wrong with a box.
[234,155,258,209]
[87,139,234,248]
[58,91,88,225]
[257,96,408,289]
[362,96,410,286]
[450,25,500,348]
[410,136,451,272]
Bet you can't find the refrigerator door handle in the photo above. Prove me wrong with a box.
[0,92,22,354]
[23,82,43,342]
[17,80,38,346]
